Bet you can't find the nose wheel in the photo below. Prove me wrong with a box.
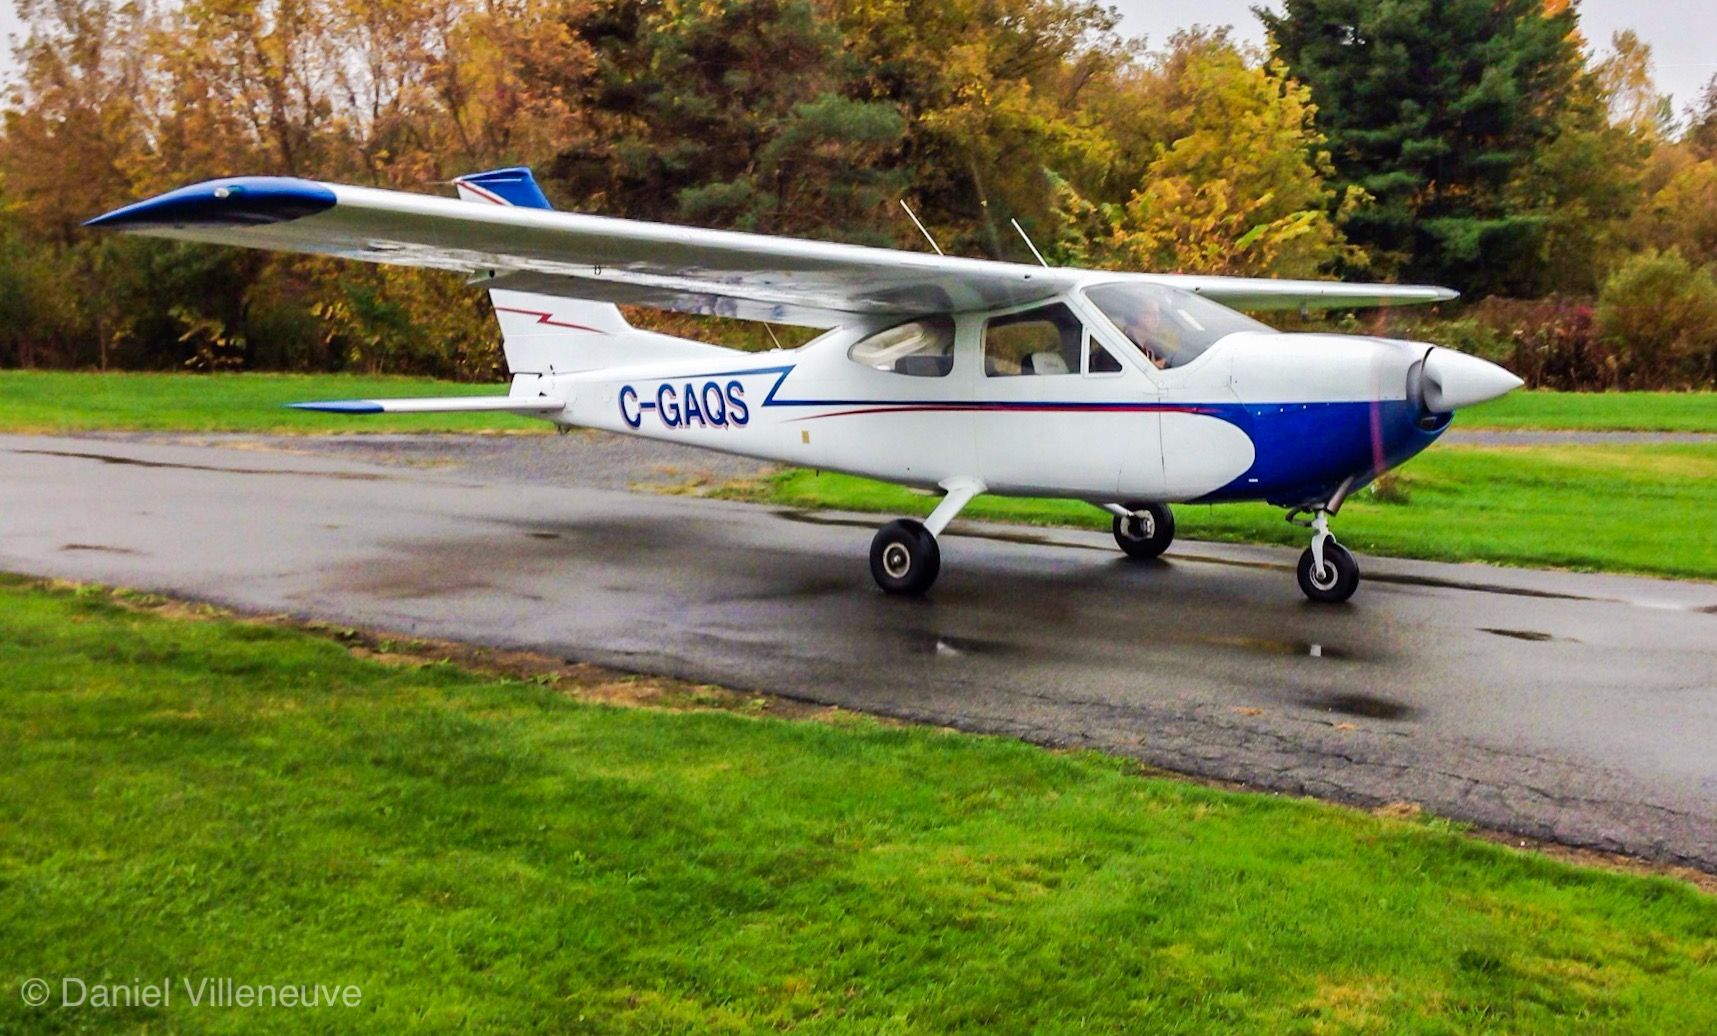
[1293,509,1359,603]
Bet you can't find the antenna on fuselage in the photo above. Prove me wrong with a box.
[1010,217,1050,268]
[899,200,945,256]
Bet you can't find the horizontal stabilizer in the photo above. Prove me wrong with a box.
[288,396,565,415]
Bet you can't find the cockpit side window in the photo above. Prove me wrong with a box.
[1086,282,1275,369]
[846,317,956,377]
[1087,338,1123,374]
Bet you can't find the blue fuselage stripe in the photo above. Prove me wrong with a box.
[627,363,1448,505]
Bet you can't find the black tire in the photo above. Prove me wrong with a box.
[870,519,941,596]
[1297,541,1360,603]
[1112,502,1175,560]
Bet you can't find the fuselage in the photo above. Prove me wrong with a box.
[523,278,1476,510]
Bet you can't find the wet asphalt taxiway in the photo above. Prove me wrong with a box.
[3,432,1715,869]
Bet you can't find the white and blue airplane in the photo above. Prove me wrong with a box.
[87,167,1523,602]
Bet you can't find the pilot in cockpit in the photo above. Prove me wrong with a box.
[1119,296,1178,369]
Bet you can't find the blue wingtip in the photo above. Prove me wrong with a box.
[85,177,337,230]
[287,400,384,414]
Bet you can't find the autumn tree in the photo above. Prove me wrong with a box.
[2,0,162,236]
[1048,32,1362,279]
[1504,31,1657,295]
[1594,30,1673,138]
[826,0,1129,258]
[1628,159,1717,271]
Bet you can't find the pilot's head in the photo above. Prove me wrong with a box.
[1128,298,1161,334]
[1124,298,1169,366]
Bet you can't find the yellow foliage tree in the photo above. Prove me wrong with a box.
[1052,34,1364,279]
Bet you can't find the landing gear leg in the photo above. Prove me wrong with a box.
[1293,508,1359,603]
[869,477,984,596]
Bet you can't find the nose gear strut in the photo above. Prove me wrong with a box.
[1287,482,1360,603]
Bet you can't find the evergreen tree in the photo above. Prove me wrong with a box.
[1260,0,1583,292]
[1687,74,1717,160]
[548,0,906,241]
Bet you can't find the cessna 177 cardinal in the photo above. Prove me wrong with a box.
[86,167,1523,602]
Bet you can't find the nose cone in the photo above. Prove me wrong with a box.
[1420,348,1524,412]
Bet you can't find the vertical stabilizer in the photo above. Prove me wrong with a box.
[453,167,632,374]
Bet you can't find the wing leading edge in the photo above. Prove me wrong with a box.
[87,175,1456,328]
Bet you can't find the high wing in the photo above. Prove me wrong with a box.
[87,176,1457,328]
[1139,274,1455,313]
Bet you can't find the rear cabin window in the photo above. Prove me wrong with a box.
[847,318,956,377]
[983,303,1083,377]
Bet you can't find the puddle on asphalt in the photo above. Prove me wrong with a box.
[913,633,1021,658]
[774,578,853,600]
[913,628,1352,662]
[1303,693,1416,721]
[1480,627,1560,643]
[1197,634,1348,660]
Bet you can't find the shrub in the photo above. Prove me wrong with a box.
[1472,296,1609,390]
[1369,310,1512,363]
[1596,250,1717,388]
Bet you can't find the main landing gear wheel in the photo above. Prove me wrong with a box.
[1113,502,1175,560]
[870,518,941,596]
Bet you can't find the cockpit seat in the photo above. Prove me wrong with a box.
[1025,351,1069,375]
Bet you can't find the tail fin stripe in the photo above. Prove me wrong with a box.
[457,181,513,207]
[494,305,610,335]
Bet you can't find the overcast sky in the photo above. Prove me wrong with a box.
[0,2,1710,118]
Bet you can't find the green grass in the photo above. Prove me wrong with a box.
[725,443,1717,581]
[0,370,545,434]
[1,577,1713,1033]
[1464,391,1717,432]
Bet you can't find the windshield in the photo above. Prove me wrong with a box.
[1085,282,1275,369]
